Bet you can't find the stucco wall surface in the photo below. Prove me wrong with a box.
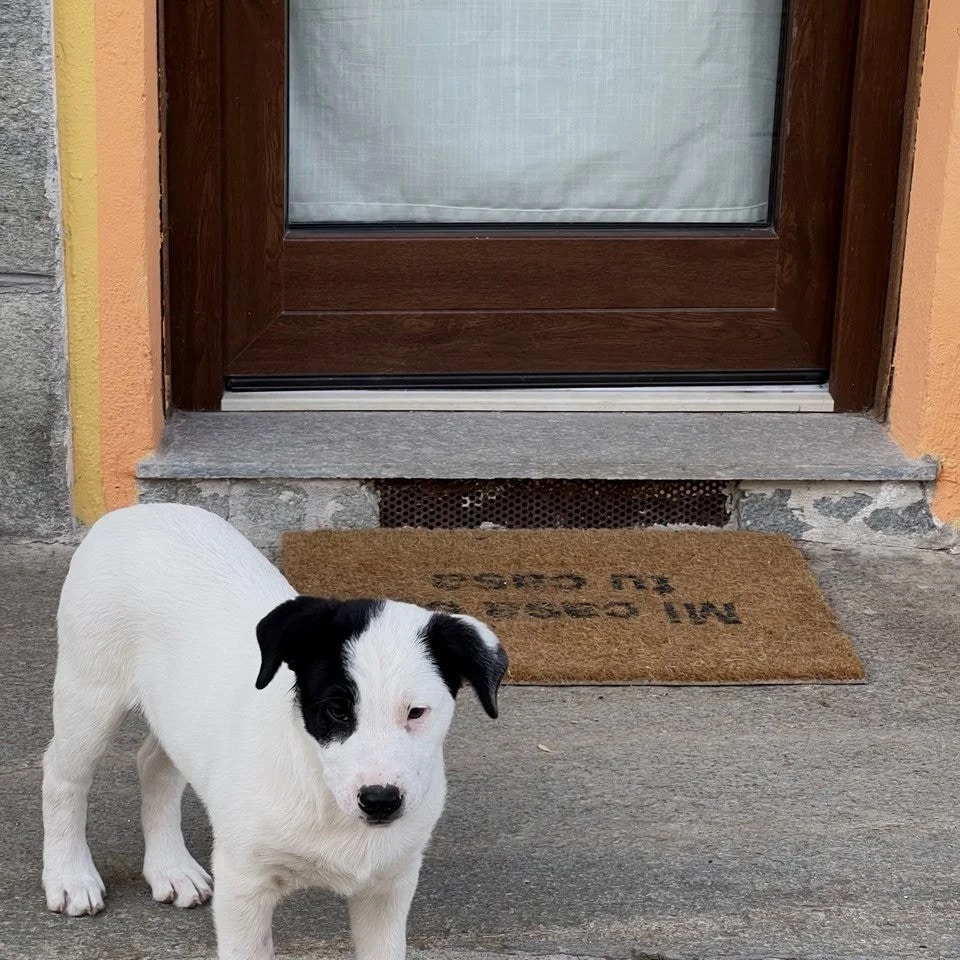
[889,0,960,523]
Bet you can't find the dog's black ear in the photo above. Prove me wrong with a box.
[423,613,508,718]
[255,596,340,689]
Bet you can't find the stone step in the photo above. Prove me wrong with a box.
[136,411,943,554]
[140,411,935,482]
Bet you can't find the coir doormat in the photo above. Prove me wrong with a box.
[281,529,864,685]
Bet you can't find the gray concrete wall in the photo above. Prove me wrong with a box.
[0,0,73,538]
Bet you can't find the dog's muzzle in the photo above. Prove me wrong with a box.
[357,784,404,824]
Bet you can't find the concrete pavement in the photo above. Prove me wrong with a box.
[2,541,959,960]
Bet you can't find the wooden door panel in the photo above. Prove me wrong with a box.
[227,309,815,379]
[281,234,779,312]
[773,1,860,360]
[217,0,851,378]
[222,0,284,360]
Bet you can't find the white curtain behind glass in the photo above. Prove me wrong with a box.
[288,1,783,224]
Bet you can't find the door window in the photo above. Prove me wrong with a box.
[288,1,784,226]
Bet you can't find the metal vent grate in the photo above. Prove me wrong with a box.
[374,479,731,530]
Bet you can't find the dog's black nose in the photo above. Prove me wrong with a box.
[357,784,403,821]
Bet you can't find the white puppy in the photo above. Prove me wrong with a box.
[41,503,507,960]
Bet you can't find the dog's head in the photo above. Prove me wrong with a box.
[254,597,507,825]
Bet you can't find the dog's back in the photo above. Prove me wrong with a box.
[58,503,293,710]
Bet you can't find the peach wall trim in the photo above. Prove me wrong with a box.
[54,0,164,522]
[889,0,960,522]
[93,0,164,511]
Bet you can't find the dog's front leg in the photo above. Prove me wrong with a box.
[212,851,280,960]
[348,856,422,960]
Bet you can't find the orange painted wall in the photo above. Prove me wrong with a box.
[93,0,163,510]
[889,0,960,521]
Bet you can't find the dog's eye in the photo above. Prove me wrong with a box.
[407,707,427,721]
[325,702,351,724]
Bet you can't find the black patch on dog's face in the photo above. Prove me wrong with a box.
[422,613,508,719]
[255,596,383,745]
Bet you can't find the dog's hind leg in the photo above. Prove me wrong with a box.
[42,667,126,916]
[138,735,212,908]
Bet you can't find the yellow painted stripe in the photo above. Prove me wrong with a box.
[53,0,105,522]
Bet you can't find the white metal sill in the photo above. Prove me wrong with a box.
[221,384,834,413]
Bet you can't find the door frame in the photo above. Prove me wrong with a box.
[161,0,920,413]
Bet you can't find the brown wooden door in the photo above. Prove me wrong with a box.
[164,0,918,408]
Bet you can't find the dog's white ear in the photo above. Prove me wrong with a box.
[423,613,509,718]
[255,596,340,689]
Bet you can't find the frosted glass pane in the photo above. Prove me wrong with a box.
[289,1,784,224]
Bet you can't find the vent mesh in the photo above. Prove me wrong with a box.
[374,479,730,530]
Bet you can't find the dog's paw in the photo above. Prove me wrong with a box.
[144,854,213,908]
[43,862,106,917]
